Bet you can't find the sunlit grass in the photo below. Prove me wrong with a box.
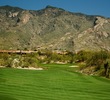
[0,64,110,100]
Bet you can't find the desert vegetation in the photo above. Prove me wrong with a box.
[0,50,110,78]
[73,50,110,78]
[0,52,38,68]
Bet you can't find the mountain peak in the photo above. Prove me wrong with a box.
[45,5,65,11]
[46,5,56,8]
[0,5,23,11]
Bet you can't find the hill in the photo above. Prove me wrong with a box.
[0,5,110,52]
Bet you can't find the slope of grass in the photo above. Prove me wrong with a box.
[0,64,110,100]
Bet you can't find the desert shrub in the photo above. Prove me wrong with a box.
[98,69,106,76]
[78,62,86,70]
[73,50,92,63]
[19,54,38,68]
[0,53,38,68]
[73,50,110,77]
[37,50,74,64]
[86,51,109,68]
[0,53,11,67]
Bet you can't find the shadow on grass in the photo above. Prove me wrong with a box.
[0,95,18,100]
[0,78,6,83]
[93,76,110,83]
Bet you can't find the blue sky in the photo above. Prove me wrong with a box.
[0,0,110,17]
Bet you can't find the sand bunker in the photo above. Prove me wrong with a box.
[69,65,79,68]
[17,67,43,70]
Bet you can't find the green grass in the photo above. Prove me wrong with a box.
[0,64,110,100]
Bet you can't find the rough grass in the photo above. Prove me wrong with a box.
[0,64,110,100]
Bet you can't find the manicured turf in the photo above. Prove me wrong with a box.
[0,64,110,100]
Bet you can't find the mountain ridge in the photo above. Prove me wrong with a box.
[0,5,110,52]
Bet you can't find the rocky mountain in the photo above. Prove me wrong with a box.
[0,5,110,52]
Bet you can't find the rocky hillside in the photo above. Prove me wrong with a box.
[0,5,110,52]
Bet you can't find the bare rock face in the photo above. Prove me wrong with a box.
[0,5,110,52]
[21,11,32,24]
[73,16,110,52]
[8,12,19,18]
[94,17,108,31]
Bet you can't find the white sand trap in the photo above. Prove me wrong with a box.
[17,67,43,70]
[0,66,5,68]
[69,65,79,68]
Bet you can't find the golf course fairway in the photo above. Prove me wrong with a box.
[0,64,110,100]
